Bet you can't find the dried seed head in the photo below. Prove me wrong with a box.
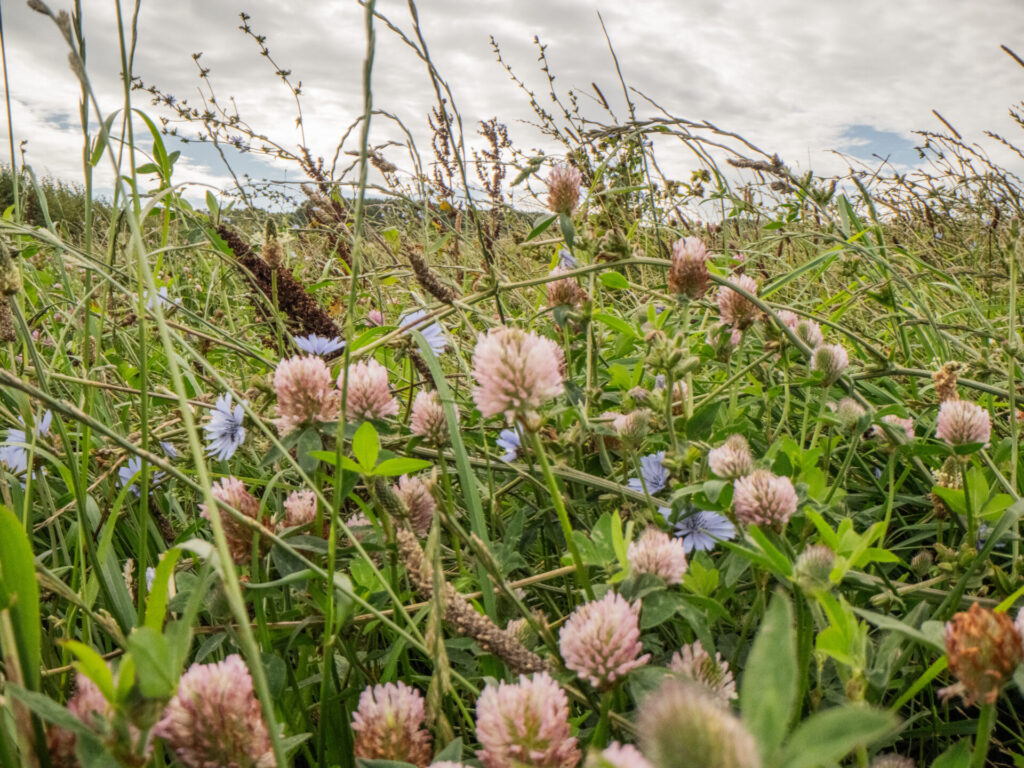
[667,237,709,300]
[942,603,1022,706]
[933,361,963,403]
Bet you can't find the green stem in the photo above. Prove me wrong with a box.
[970,702,996,768]
[593,689,614,749]
[962,460,976,549]
[527,429,594,599]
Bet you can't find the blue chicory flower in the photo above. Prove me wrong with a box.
[558,249,578,269]
[627,451,669,495]
[295,334,346,356]
[496,429,521,462]
[661,507,737,553]
[400,309,448,355]
[204,393,246,461]
[0,410,53,475]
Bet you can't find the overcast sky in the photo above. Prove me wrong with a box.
[4,0,1024,209]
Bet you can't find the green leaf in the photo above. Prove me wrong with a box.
[373,458,433,477]
[931,739,971,768]
[0,504,42,690]
[135,163,161,175]
[297,428,323,474]
[126,626,176,699]
[592,311,639,339]
[144,548,182,631]
[524,214,556,242]
[308,450,362,473]
[352,422,380,471]
[777,706,897,768]
[62,641,116,702]
[433,738,464,762]
[741,590,797,762]
[640,590,682,629]
[599,271,630,290]
[5,684,96,737]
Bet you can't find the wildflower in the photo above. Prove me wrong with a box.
[873,413,915,444]
[587,743,653,768]
[282,489,317,528]
[144,286,171,312]
[933,361,962,402]
[471,326,564,428]
[777,310,823,348]
[558,249,578,269]
[410,390,450,444]
[936,399,991,447]
[547,267,588,308]
[811,343,849,385]
[870,756,914,768]
[733,470,798,530]
[204,393,246,461]
[475,671,580,768]
[366,309,384,326]
[637,679,760,768]
[154,654,274,768]
[560,592,650,690]
[669,641,737,704]
[160,441,178,460]
[200,477,266,565]
[707,435,753,479]
[273,355,338,435]
[546,164,583,217]
[832,398,867,432]
[716,275,761,330]
[118,456,166,496]
[401,309,448,355]
[627,451,669,495]
[395,474,436,536]
[294,334,345,356]
[667,236,709,300]
[496,428,521,462]
[793,545,835,594]
[942,603,1022,706]
[351,681,432,767]
[0,409,52,475]
[628,527,688,584]
[665,509,737,553]
[612,409,651,447]
[337,359,400,421]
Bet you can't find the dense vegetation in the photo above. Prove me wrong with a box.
[4,3,1024,768]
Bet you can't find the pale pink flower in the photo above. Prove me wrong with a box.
[812,344,849,385]
[559,592,650,690]
[733,469,798,529]
[547,164,583,216]
[716,274,760,330]
[337,359,399,421]
[873,414,915,443]
[273,355,338,435]
[936,399,991,447]
[669,641,737,704]
[411,390,450,445]
[586,743,653,768]
[547,267,588,308]
[200,477,266,564]
[707,434,753,479]
[777,310,823,348]
[475,671,581,768]
[471,326,565,428]
[395,474,436,536]
[638,679,760,768]
[282,489,317,528]
[351,682,432,767]
[628,527,688,585]
[367,309,384,326]
[154,654,274,768]
[667,237,709,300]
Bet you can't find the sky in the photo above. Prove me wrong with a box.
[3,0,1024,211]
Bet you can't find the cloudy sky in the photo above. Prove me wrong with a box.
[4,0,1024,208]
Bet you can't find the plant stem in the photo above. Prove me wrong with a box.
[971,702,995,768]
[527,429,593,599]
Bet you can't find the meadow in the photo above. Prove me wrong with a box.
[3,3,1024,767]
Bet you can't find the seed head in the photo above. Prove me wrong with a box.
[943,603,1022,706]
[933,361,962,403]
[716,275,761,330]
[667,237,709,300]
[475,671,580,768]
[707,434,754,479]
[471,326,565,429]
[546,164,583,216]
[628,527,688,584]
[936,399,991,447]
[154,654,275,768]
[612,409,652,447]
[337,359,400,421]
[394,474,437,536]
[200,477,266,565]
[351,681,432,767]
[732,470,798,530]
[559,591,650,690]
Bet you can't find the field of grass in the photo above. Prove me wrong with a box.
[5,3,1024,768]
